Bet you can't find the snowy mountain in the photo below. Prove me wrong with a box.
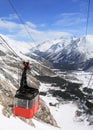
[32,36,72,52]
[31,35,93,71]
[0,34,36,55]
[0,34,93,130]
[0,35,59,128]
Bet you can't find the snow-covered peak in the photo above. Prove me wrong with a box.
[54,35,93,58]
[33,35,93,54]
[32,35,73,53]
[0,34,35,54]
[0,43,8,53]
[47,36,72,53]
[82,35,93,53]
[36,40,52,52]
[31,35,93,71]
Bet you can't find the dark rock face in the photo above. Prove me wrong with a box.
[0,50,6,56]
[75,99,93,125]
[36,75,93,102]
[36,75,85,100]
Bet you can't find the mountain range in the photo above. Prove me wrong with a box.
[29,35,93,71]
[0,34,93,129]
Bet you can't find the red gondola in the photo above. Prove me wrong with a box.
[14,88,39,118]
[14,62,40,118]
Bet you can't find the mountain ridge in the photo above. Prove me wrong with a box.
[30,35,93,71]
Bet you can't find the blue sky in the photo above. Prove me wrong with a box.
[0,0,93,43]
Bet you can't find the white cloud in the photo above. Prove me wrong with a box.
[38,30,70,42]
[0,16,71,43]
[1,14,19,20]
[0,19,23,32]
[54,12,86,27]
[25,21,37,28]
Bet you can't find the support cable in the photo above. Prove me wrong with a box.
[8,0,37,44]
[85,0,90,36]
[86,0,93,88]
[0,35,22,85]
[81,0,91,88]
[0,35,22,60]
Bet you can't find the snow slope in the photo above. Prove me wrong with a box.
[0,34,35,54]
[0,98,93,130]
[0,105,60,130]
[40,83,93,130]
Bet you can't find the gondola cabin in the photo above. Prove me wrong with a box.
[14,61,40,118]
[14,88,39,118]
